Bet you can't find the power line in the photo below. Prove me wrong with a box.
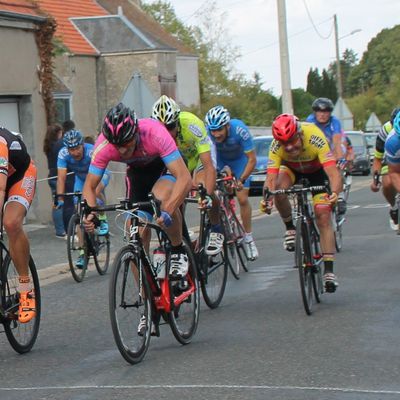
[302,0,334,40]
[242,16,333,57]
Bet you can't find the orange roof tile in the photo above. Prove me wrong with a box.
[35,0,109,55]
[0,0,42,17]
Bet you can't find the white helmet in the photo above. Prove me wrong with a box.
[152,95,180,126]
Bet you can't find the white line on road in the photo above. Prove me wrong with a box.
[1,384,399,395]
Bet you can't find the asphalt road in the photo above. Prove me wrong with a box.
[1,176,400,400]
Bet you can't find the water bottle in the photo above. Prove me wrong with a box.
[152,246,166,279]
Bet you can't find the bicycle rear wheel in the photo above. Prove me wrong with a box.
[221,213,240,279]
[199,226,228,309]
[67,213,88,282]
[109,246,151,364]
[295,219,314,315]
[92,232,110,275]
[168,238,200,345]
[3,255,41,354]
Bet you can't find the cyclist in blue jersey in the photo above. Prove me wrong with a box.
[205,105,258,260]
[371,108,400,230]
[383,113,400,229]
[306,98,344,160]
[56,130,111,267]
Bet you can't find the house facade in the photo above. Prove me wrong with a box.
[0,1,51,221]
[0,0,200,223]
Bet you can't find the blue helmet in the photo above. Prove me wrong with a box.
[393,112,400,136]
[63,129,83,148]
[390,107,400,125]
[205,105,230,130]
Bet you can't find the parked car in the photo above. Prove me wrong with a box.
[345,131,371,175]
[249,135,273,195]
[364,132,378,165]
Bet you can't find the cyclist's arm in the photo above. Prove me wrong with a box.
[56,167,68,202]
[388,163,400,193]
[240,150,257,183]
[0,173,6,219]
[83,172,102,207]
[323,164,342,195]
[162,157,192,215]
[199,151,216,194]
[332,134,344,159]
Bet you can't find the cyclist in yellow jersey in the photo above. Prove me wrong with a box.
[260,114,342,292]
[152,96,223,255]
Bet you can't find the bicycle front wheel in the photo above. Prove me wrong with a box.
[92,232,110,275]
[199,227,228,309]
[109,246,152,364]
[310,228,323,303]
[3,255,41,354]
[168,238,200,345]
[231,214,249,272]
[295,219,314,315]
[67,213,88,282]
[332,208,343,253]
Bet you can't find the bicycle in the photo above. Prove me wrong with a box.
[84,195,200,364]
[184,184,228,309]
[56,192,110,282]
[0,223,41,353]
[265,182,326,315]
[216,175,249,279]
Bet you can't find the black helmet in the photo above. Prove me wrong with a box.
[390,107,400,125]
[312,97,334,112]
[102,103,138,145]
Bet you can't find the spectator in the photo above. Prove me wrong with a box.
[43,123,66,237]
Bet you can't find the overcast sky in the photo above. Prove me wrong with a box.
[153,0,400,96]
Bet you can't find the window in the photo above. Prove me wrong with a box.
[54,96,71,124]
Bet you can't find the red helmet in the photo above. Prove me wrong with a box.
[272,114,300,142]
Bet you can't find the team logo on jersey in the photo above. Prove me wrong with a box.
[189,124,203,138]
[270,141,281,154]
[9,141,22,150]
[310,135,325,149]
[236,126,250,141]
[0,157,8,167]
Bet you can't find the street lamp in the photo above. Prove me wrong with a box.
[334,14,361,98]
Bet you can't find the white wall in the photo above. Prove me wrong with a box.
[176,55,200,108]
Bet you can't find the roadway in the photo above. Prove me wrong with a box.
[1,176,400,400]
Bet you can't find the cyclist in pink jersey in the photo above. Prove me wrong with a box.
[83,103,192,283]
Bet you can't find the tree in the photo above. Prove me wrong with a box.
[142,1,279,125]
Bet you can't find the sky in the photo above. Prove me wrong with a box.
[151,0,400,96]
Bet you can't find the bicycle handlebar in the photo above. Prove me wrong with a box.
[80,193,162,218]
[264,185,328,198]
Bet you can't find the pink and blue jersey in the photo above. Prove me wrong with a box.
[89,118,181,176]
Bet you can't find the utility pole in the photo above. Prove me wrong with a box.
[277,0,293,114]
[334,14,343,99]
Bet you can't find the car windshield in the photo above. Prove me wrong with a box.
[254,138,272,157]
[347,134,365,147]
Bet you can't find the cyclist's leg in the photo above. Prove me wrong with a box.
[4,161,37,321]
[193,163,223,255]
[152,175,188,279]
[311,169,338,292]
[229,159,258,259]
[95,170,111,235]
[274,166,296,251]
[381,166,399,230]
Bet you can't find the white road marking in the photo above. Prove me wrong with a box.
[1,384,399,395]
